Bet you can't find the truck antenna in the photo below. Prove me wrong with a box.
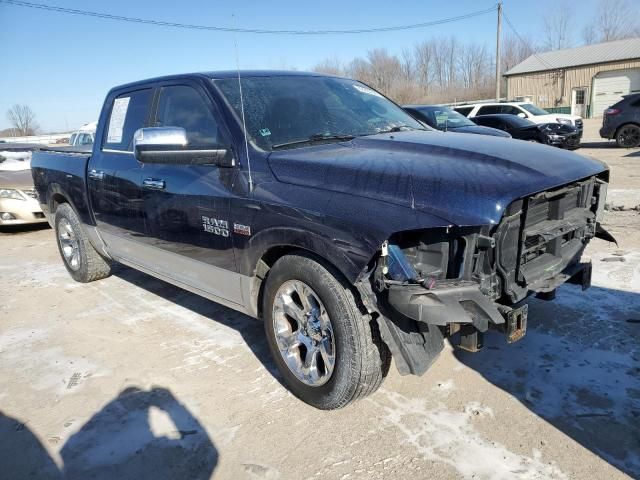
[233,14,254,192]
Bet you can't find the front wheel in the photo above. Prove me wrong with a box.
[54,203,112,283]
[616,124,640,148]
[263,253,390,409]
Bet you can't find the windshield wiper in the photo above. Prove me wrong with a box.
[272,133,356,150]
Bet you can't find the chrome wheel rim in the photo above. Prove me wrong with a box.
[58,218,81,271]
[272,280,336,387]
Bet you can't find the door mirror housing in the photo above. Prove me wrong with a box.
[133,127,235,167]
[517,112,527,118]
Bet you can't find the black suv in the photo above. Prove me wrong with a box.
[599,93,640,148]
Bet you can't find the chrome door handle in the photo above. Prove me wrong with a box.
[143,178,166,190]
[88,169,105,180]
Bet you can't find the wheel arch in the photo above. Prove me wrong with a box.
[247,236,373,320]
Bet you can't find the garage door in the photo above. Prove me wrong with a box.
[592,68,640,117]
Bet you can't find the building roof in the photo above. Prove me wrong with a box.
[505,37,640,76]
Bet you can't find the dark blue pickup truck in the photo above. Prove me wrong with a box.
[32,71,611,409]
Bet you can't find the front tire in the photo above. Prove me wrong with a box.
[263,253,390,409]
[54,203,112,283]
[615,124,640,148]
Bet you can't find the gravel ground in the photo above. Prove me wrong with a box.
[1,119,639,480]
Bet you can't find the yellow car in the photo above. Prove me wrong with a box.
[0,162,47,226]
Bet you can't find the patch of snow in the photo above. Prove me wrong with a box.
[0,328,106,395]
[0,151,32,171]
[374,390,567,480]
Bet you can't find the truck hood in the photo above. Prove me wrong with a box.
[530,113,581,124]
[267,131,607,226]
[448,125,512,137]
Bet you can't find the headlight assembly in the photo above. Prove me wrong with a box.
[556,118,572,125]
[0,188,26,200]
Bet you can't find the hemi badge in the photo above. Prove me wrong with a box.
[233,223,251,236]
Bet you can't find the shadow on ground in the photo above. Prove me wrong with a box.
[453,284,640,478]
[0,387,218,480]
[0,222,50,235]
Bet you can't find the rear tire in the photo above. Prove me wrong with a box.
[54,203,112,283]
[263,252,390,409]
[615,124,640,148]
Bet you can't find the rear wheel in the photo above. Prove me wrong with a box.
[615,124,640,148]
[263,253,390,409]
[55,203,112,283]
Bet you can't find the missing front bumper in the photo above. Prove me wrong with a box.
[387,281,505,332]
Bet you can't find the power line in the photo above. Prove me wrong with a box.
[502,11,558,72]
[0,0,498,35]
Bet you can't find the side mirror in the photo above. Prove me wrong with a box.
[133,127,235,167]
[517,112,526,118]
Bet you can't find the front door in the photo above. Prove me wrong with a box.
[87,88,153,256]
[572,88,587,117]
[140,82,241,304]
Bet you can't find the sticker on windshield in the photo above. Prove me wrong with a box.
[435,114,448,126]
[353,84,383,98]
[107,96,130,143]
[259,128,271,137]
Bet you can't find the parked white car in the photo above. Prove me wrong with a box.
[69,121,97,147]
[453,102,583,135]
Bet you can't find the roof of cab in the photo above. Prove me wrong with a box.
[109,70,338,93]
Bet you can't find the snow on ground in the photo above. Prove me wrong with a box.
[455,248,640,475]
[373,388,568,480]
[0,151,32,171]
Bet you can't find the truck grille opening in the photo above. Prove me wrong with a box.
[493,176,604,302]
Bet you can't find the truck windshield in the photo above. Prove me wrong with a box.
[414,106,476,130]
[214,76,425,150]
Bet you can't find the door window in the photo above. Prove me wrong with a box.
[103,89,153,151]
[476,105,501,115]
[156,85,220,147]
[500,105,523,115]
[476,117,498,128]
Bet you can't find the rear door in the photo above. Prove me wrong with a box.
[139,81,241,303]
[88,88,153,256]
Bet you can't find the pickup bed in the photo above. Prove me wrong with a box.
[32,71,611,409]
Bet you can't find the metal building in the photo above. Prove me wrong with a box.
[504,38,640,118]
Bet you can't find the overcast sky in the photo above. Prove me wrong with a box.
[0,0,620,132]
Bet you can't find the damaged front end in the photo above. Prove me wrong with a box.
[356,174,612,376]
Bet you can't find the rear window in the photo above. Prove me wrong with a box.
[103,89,153,151]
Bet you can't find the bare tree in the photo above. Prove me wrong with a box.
[582,0,640,43]
[312,57,344,76]
[6,104,39,136]
[543,2,572,50]
[501,33,540,73]
[312,34,504,105]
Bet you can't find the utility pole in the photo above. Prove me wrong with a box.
[495,1,503,101]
